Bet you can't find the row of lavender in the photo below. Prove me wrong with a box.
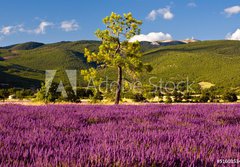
[0,104,239,166]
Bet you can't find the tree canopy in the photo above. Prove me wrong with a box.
[81,12,152,104]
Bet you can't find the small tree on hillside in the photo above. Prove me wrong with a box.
[36,83,60,103]
[0,89,9,102]
[199,91,210,103]
[183,92,192,102]
[172,90,183,102]
[81,12,152,104]
[222,91,238,102]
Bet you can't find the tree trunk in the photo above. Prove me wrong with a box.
[115,66,122,104]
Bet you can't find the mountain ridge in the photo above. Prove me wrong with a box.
[0,40,240,92]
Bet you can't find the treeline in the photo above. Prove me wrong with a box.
[0,88,35,101]
[123,87,238,103]
[0,84,238,103]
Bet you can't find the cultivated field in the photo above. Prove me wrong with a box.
[0,104,239,166]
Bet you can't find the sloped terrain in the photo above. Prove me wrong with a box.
[142,40,240,90]
[0,40,240,90]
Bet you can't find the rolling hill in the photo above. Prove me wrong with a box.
[143,40,240,91]
[0,41,102,87]
[0,40,240,92]
[10,42,45,50]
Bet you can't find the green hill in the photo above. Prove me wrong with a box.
[0,41,101,87]
[11,42,44,50]
[142,40,240,91]
[0,40,240,92]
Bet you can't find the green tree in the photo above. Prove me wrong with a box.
[132,93,147,102]
[165,94,173,103]
[81,12,152,104]
[15,90,24,100]
[0,89,9,102]
[222,91,238,102]
[89,90,103,103]
[183,92,192,102]
[76,88,93,99]
[62,86,79,102]
[36,83,60,103]
[199,91,210,103]
[172,90,183,102]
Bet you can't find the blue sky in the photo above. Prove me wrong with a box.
[0,0,240,46]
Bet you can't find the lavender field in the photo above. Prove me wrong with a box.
[0,104,240,166]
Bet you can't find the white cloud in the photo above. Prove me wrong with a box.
[187,2,197,8]
[0,19,79,38]
[34,21,53,34]
[224,6,240,16]
[147,7,174,21]
[0,26,14,35]
[0,25,23,35]
[129,32,173,42]
[226,29,240,40]
[19,21,53,34]
[158,7,174,20]
[61,20,79,32]
[0,24,24,36]
[146,10,158,21]
[20,21,54,34]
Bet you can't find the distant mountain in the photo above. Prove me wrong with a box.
[140,38,200,49]
[158,40,187,46]
[1,40,240,92]
[140,40,189,52]
[181,38,201,43]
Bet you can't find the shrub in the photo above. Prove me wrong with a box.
[63,86,79,102]
[165,94,173,103]
[183,92,192,102]
[15,90,24,100]
[222,92,238,102]
[77,88,93,99]
[15,89,35,99]
[172,90,183,102]
[0,89,9,101]
[36,83,60,103]
[199,95,209,103]
[199,91,210,103]
[132,93,146,102]
[142,86,156,100]
[90,90,103,103]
